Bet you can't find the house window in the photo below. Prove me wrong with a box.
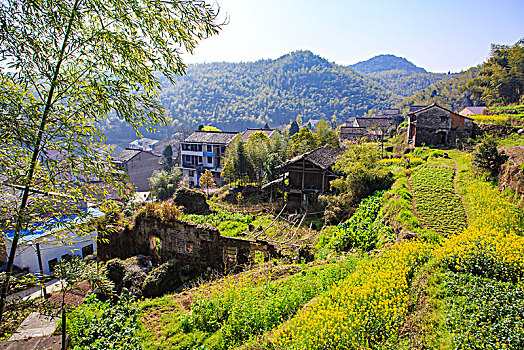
[184,155,191,162]
[221,146,226,153]
[207,156,213,163]
[82,244,94,258]
[207,145,212,152]
[198,156,202,164]
[197,145,202,152]
[48,258,58,273]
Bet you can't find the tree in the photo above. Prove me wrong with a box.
[226,138,253,184]
[466,39,524,105]
[316,119,340,150]
[45,257,113,350]
[289,120,300,136]
[291,127,319,155]
[472,138,509,179]
[199,170,216,198]
[322,142,393,223]
[161,145,174,170]
[246,131,270,184]
[0,0,221,321]
[201,125,221,132]
[149,168,182,200]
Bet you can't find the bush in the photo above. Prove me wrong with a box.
[67,291,142,350]
[472,138,508,179]
[142,259,181,298]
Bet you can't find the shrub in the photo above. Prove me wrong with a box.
[67,291,142,350]
[472,138,509,179]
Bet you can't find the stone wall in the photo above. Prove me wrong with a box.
[410,106,473,147]
[98,216,276,272]
[499,164,524,206]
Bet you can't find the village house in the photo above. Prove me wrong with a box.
[180,131,239,187]
[339,117,393,142]
[406,103,474,147]
[128,137,160,152]
[2,207,104,275]
[278,145,339,209]
[112,149,162,192]
[459,106,488,117]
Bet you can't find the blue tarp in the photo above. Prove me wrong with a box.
[2,207,105,243]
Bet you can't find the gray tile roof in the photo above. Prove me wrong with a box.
[184,131,239,145]
[112,149,141,162]
[354,117,392,129]
[409,105,427,113]
[281,145,339,170]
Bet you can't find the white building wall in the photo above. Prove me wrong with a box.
[5,231,97,275]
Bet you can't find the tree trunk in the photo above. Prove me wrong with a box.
[0,0,81,322]
[62,306,67,350]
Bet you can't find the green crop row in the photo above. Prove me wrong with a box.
[139,259,357,350]
[409,167,467,236]
[443,272,524,349]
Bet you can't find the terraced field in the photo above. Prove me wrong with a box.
[409,166,467,236]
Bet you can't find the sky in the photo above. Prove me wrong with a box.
[182,0,524,73]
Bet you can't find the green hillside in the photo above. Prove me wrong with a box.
[349,54,427,74]
[398,65,484,112]
[99,51,455,144]
[157,51,397,131]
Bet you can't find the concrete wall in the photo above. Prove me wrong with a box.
[97,216,276,272]
[125,152,161,191]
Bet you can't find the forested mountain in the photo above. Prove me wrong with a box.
[99,51,456,144]
[349,54,454,98]
[398,66,484,112]
[349,54,427,74]
[157,51,397,131]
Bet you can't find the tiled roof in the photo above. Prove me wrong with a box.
[340,126,367,136]
[460,106,487,115]
[354,117,392,129]
[280,145,339,170]
[410,103,473,120]
[184,131,239,145]
[112,149,141,162]
[409,105,427,113]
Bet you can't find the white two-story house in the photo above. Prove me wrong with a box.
[180,131,239,187]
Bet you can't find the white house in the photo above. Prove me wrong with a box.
[2,207,105,275]
[180,131,239,187]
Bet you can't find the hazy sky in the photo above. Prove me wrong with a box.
[182,0,524,73]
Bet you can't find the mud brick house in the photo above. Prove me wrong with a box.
[339,117,393,142]
[279,145,339,209]
[180,131,239,187]
[406,104,474,148]
[98,215,276,272]
[112,149,162,191]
